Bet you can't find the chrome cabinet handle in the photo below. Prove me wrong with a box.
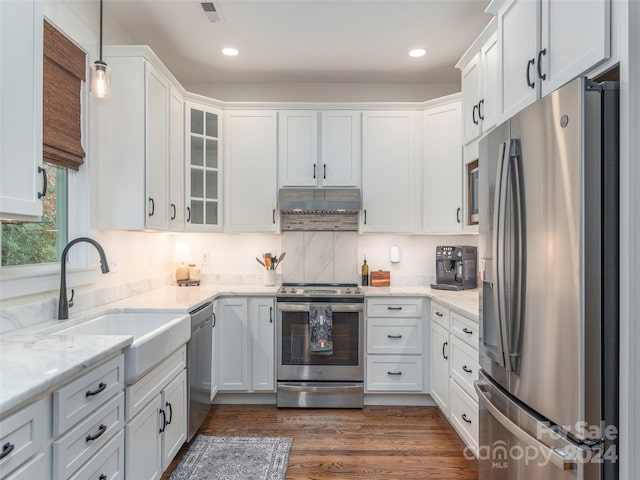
[86,382,106,397]
[85,424,107,442]
[37,166,48,199]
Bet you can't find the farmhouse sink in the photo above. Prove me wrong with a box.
[55,312,190,385]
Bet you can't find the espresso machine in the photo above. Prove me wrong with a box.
[431,246,477,291]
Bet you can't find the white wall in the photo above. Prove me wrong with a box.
[183,81,460,103]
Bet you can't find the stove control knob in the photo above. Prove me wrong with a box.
[345,288,351,294]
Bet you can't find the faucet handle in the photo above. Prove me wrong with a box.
[67,289,75,309]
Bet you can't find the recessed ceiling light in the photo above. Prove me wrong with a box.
[222,47,239,56]
[409,48,426,58]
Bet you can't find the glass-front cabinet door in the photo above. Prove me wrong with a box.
[185,101,222,231]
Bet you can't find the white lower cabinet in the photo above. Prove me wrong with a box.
[4,453,49,480]
[429,301,479,456]
[67,430,124,480]
[217,297,275,393]
[365,297,426,393]
[125,348,187,479]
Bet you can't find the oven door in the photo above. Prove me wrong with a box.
[277,302,364,382]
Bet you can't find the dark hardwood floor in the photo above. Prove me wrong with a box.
[162,404,478,479]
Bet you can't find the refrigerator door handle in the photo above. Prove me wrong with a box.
[490,142,509,368]
[476,384,577,471]
[505,139,525,374]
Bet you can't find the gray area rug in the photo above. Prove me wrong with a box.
[169,435,293,480]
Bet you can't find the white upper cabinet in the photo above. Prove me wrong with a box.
[319,111,360,187]
[422,99,463,233]
[361,111,417,233]
[169,87,185,230]
[457,19,498,145]
[497,0,610,118]
[185,101,222,231]
[278,111,318,187]
[98,48,179,231]
[279,110,360,187]
[0,0,44,220]
[225,111,278,232]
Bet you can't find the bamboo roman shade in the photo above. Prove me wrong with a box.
[43,20,86,171]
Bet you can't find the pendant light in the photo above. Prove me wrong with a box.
[90,0,111,98]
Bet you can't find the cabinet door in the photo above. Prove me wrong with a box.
[278,111,318,187]
[461,53,482,145]
[430,322,450,415]
[0,0,44,219]
[169,86,184,230]
[185,102,222,231]
[498,0,540,118]
[225,111,278,232]
[540,0,610,97]
[249,298,275,392]
[210,302,219,402]
[361,111,417,233]
[161,370,187,471]
[125,395,161,480]
[480,31,499,131]
[320,111,360,187]
[217,298,250,391]
[423,101,462,233]
[145,62,170,230]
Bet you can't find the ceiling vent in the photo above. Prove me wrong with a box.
[200,2,224,22]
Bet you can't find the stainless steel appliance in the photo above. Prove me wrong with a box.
[276,283,364,408]
[187,302,214,441]
[431,245,477,291]
[478,78,619,480]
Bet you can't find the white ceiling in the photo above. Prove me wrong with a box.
[105,0,492,85]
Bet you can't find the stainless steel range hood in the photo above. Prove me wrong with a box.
[278,188,361,231]
[278,188,361,213]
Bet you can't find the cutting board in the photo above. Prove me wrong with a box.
[370,270,390,287]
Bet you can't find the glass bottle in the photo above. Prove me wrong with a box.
[361,256,369,286]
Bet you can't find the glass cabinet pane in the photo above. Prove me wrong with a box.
[205,171,218,199]
[191,109,204,135]
[191,169,204,198]
[205,139,218,168]
[206,112,218,137]
[190,136,204,166]
[205,201,218,225]
[191,200,204,224]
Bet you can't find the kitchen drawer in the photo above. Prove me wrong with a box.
[366,298,423,318]
[53,392,124,480]
[67,430,124,480]
[125,346,186,421]
[451,312,479,349]
[4,453,49,480]
[0,398,49,479]
[53,355,124,438]
[431,302,450,329]
[450,336,479,400]
[366,355,423,392]
[367,318,423,355]
[450,380,479,454]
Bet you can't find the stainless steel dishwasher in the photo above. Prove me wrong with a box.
[187,302,213,441]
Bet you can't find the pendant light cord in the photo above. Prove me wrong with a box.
[99,0,103,63]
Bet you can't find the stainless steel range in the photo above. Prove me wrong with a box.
[276,283,364,408]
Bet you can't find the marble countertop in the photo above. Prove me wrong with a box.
[0,334,132,417]
[0,282,478,417]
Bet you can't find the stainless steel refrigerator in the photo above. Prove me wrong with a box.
[477,77,619,480]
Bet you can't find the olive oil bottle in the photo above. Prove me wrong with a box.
[361,256,369,286]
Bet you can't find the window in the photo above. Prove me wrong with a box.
[0,20,84,268]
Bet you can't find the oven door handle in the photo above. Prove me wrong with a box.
[277,303,364,313]
[278,383,363,394]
